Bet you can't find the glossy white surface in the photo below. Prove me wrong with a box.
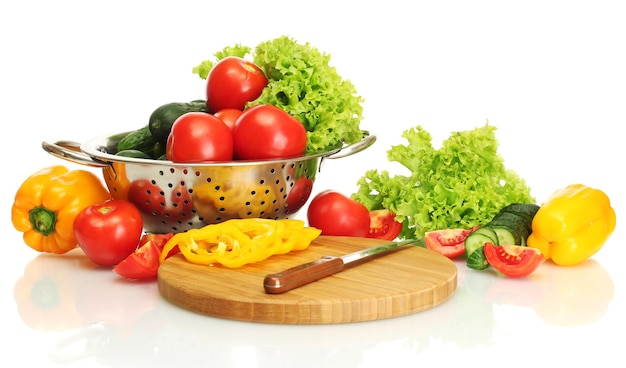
[2,1,624,367]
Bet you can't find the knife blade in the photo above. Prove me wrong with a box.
[263,238,425,294]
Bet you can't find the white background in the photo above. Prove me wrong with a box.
[1,1,624,367]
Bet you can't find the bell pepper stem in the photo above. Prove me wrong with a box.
[29,206,57,236]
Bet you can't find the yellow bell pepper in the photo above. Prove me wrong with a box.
[160,218,321,268]
[527,184,616,266]
[12,166,112,254]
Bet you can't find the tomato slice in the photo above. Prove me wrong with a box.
[113,233,176,280]
[424,226,479,258]
[483,242,545,277]
[367,210,403,240]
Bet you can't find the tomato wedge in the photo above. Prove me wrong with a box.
[483,242,545,277]
[113,233,176,280]
[424,226,479,258]
[367,210,403,240]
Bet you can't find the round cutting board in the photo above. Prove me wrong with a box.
[158,235,457,324]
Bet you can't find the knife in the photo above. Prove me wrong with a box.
[263,238,425,294]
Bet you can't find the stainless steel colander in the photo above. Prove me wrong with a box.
[42,132,375,234]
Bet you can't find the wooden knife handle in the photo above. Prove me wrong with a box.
[263,256,345,294]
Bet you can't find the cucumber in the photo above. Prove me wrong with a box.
[500,203,540,222]
[105,131,132,154]
[492,227,516,245]
[471,227,498,242]
[465,203,539,270]
[116,149,151,159]
[148,100,209,142]
[117,126,157,157]
[466,247,489,270]
[152,141,166,159]
[464,228,498,256]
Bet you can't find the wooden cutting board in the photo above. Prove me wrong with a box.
[158,235,457,324]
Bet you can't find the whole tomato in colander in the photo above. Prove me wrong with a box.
[205,56,268,113]
[232,104,307,160]
[166,112,233,163]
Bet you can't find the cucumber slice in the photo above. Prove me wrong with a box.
[491,227,516,245]
[466,248,489,270]
[471,227,498,243]
[464,233,496,256]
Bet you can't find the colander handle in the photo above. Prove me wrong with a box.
[324,134,377,160]
[42,140,111,168]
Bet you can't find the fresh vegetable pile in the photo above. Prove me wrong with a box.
[10,34,617,284]
[414,184,615,277]
[11,165,322,279]
[193,36,366,154]
[352,124,535,239]
[114,35,367,162]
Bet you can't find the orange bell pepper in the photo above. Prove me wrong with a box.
[11,165,112,254]
[527,184,616,266]
[160,218,321,268]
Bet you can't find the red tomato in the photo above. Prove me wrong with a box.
[484,242,545,277]
[285,177,313,214]
[166,112,233,163]
[367,210,403,240]
[74,199,144,267]
[206,56,268,113]
[214,108,243,130]
[114,233,176,280]
[232,104,307,160]
[127,179,165,216]
[425,226,479,258]
[307,190,370,237]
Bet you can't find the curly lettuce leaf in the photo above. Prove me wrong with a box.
[352,124,535,239]
[249,36,364,153]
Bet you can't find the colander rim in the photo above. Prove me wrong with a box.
[80,130,353,167]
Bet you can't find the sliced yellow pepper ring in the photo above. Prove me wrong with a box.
[160,219,321,268]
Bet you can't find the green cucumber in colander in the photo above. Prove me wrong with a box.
[117,126,157,157]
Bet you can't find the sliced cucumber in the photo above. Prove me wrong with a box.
[466,247,489,270]
[465,203,539,270]
[464,233,496,257]
[500,203,540,222]
[471,227,498,242]
[491,227,516,245]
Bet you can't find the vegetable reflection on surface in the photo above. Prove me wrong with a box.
[14,249,614,366]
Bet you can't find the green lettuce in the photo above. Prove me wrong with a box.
[352,124,535,239]
[193,36,365,154]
